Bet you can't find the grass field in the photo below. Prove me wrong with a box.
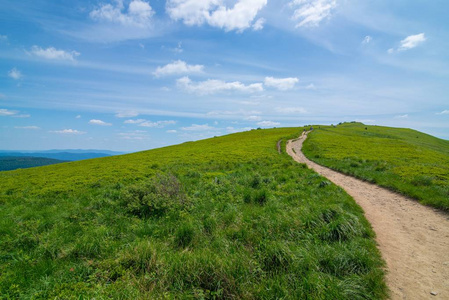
[302,122,449,211]
[0,128,387,299]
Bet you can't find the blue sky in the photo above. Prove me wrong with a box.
[1,0,448,151]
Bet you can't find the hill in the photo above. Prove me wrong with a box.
[0,128,386,299]
[0,156,67,171]
[0,150,125,162]
[302,122,449,211]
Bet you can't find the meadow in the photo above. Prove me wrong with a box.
[302,123,449,211]
[0,128,387,299]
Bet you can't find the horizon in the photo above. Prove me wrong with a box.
[1,0,448,152]
[1,122,447,153]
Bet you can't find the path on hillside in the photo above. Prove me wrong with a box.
[287,132,449,300]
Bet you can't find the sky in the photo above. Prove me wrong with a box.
[1,0,448,152]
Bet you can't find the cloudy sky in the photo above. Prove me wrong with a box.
[1,0,448,151]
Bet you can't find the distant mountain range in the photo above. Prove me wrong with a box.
[0,150,127,171]
[0,150,126,162]
[0,156,68,172]
[0,149,125,155]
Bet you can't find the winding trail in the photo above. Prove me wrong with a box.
[287,132,449,299]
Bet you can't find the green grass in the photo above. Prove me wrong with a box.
[0,128,387,299]
[302,122,449,211]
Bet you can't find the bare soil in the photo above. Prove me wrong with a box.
[287,132,449,299]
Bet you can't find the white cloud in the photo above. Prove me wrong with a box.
[275,107,307,114]
[1,109,30,118]
[355,119,376,124]
[15,126,40,130]
[245,115,262,121]
[399,33,426,51]
[177,76,263,95]
[226,126,252,133]
[388,33,426,53]
[436,110,449,115]
[0,109,18,116]
[170,42,184,53]
[251,94,272,99]
[264,77,299,90]
[118,131,149,140]
[124,119,177,128]
[290,0,337,28]
[13,114,31,118]
[252,18,265,31]
[166,0,267,32]
[76,115,81,119]
[240,100,260,106]
[154,60,204,77]
[166,129,177,133]
[305,83,316,90]
[90,0,154,27]
[362,35,372,44]
[51,129,86,135]
[30,46,80,61]
[8,68,22,80]
[257,120,280,127]
[207,110,261,117]
[124,119,146,124]
[116,111,139,118]
[89,119,112,126]
[0,35,7,42]
[394,114,409,119]
[139,120,177,128]
[181,124,217,131]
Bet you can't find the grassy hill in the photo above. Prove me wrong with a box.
[302,123,449,211]
[0,156,67,171]
[0,128,386,299]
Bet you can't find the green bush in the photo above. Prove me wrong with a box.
[121,173,187,218]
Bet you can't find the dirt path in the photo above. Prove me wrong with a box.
[287,132,449,299]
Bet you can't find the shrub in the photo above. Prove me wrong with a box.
[120,173,187,218]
